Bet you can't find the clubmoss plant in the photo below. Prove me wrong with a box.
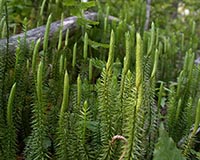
[183,99,200,158]
[0,1,200,159]
[25,60,49,160]
[72,42,77,69]
[97,30,122,160]
[57,13,64,51]
[43,14,52,54]
[3,83,17,160]
[56,70,70,160]
[83,32,88,61]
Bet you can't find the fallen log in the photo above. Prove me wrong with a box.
[0,12,119,56]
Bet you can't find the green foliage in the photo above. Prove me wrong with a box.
[0,0,200,160]
[2,83,17,160]
[153,123,186,160]
[96,30,118,159]
[56,71,70,160]
[183,99,200,158]
[166,51,200,143]
[43,14,52,54]
[24,61,49,160]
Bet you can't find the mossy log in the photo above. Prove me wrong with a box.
[0,12,118,56]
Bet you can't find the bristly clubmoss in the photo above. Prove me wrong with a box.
[0,1,200,159]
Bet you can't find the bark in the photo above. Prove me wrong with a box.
[0,12,119,55]
[144,0,152,30]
